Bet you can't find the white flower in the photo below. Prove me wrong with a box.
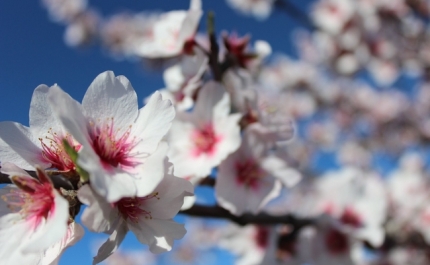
[216,127,298,215]
[134,0,202,58]
[39,222,85,265]
[77,163,193,264]
[168,81,242,179]
[295,218,364,265]
[226,0,275,20]
[159,48,208,111]
[219,224,274,265]
[314,167,387,247]
[48,71,175,202]
[312,0,355,35]
[0,163,69,265]
[0,85,80,171]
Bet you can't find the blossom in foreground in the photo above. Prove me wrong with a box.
[134,0,202,58]
[0,163,69,265]
[168,81,242,179]
[0,84,79,171]
[77,162,193,264]
[48,71,175,202]
[215,128,299,215]
[39,221,85,265]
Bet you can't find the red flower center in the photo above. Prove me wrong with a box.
[90,118,142,172]
[39,128,81,171]
[325,228,349,255]
[191,124,220,157]
[235,158,263,190]
[114,192,159,223]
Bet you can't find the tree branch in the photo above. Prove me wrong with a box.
[180,204,315,227]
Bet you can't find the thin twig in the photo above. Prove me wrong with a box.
[180,204,315,226]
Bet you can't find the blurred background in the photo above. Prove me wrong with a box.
[3,0,430,264]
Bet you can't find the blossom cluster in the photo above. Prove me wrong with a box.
[3,0,430,264]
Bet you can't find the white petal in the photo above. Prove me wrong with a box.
[1,162,32,178]
[78,185,118,233]
[193,81,229,125]
[0,214,29,263]
[143,172,193,219]
[0,139,33,170]
[82,71,139,129]
[93,221,128,265]
[134,142,170,198]
[0,122,48,168]
[129,218,186,253]
[48,85,92,149]
[29,85,63,139]
[41,222,85,265]
[22,190,69,253]
[132,91,175,155]
[78,148,137,202]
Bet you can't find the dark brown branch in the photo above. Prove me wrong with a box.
[198,177,215,187]
[180,204,315,227]
[207,12,222,81]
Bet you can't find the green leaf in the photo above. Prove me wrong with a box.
[63,139,89,182]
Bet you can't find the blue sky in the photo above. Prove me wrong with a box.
[0,0,310,264]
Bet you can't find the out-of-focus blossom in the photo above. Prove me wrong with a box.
[216,127,299,215]
[218,224,274,265]
[226,0,275,20]
[64,11,99,47]
[312,0,355,35]
[294,218,365,265]
[314,168,387,247]
[42,0,87,23]
[168,81,241,179]
[159,48,208,111]
[134,0,202,58]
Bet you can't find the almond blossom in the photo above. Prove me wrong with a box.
[39,221,85,265]
[0,163,69,265]
[159,48,208,111]
[293,218,365,265]
[218,224,274,265]
[47,71,175,202]
[0,84,80,172]
[134,0,202,58]
[226,0,275,20]
[314,168,387,247]
[215,127,299,215]
[168,81,242,179]
[77,162,193,264]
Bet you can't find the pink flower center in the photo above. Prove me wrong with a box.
[90,118,142,171]
[235,158,264,190]
[340,207,362,228]
[191,124,220,157]
[254,226,269,249]
[39,128,81,171]
[114,192,159,223]
[2,183,55,230]
[325,228,349,255]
